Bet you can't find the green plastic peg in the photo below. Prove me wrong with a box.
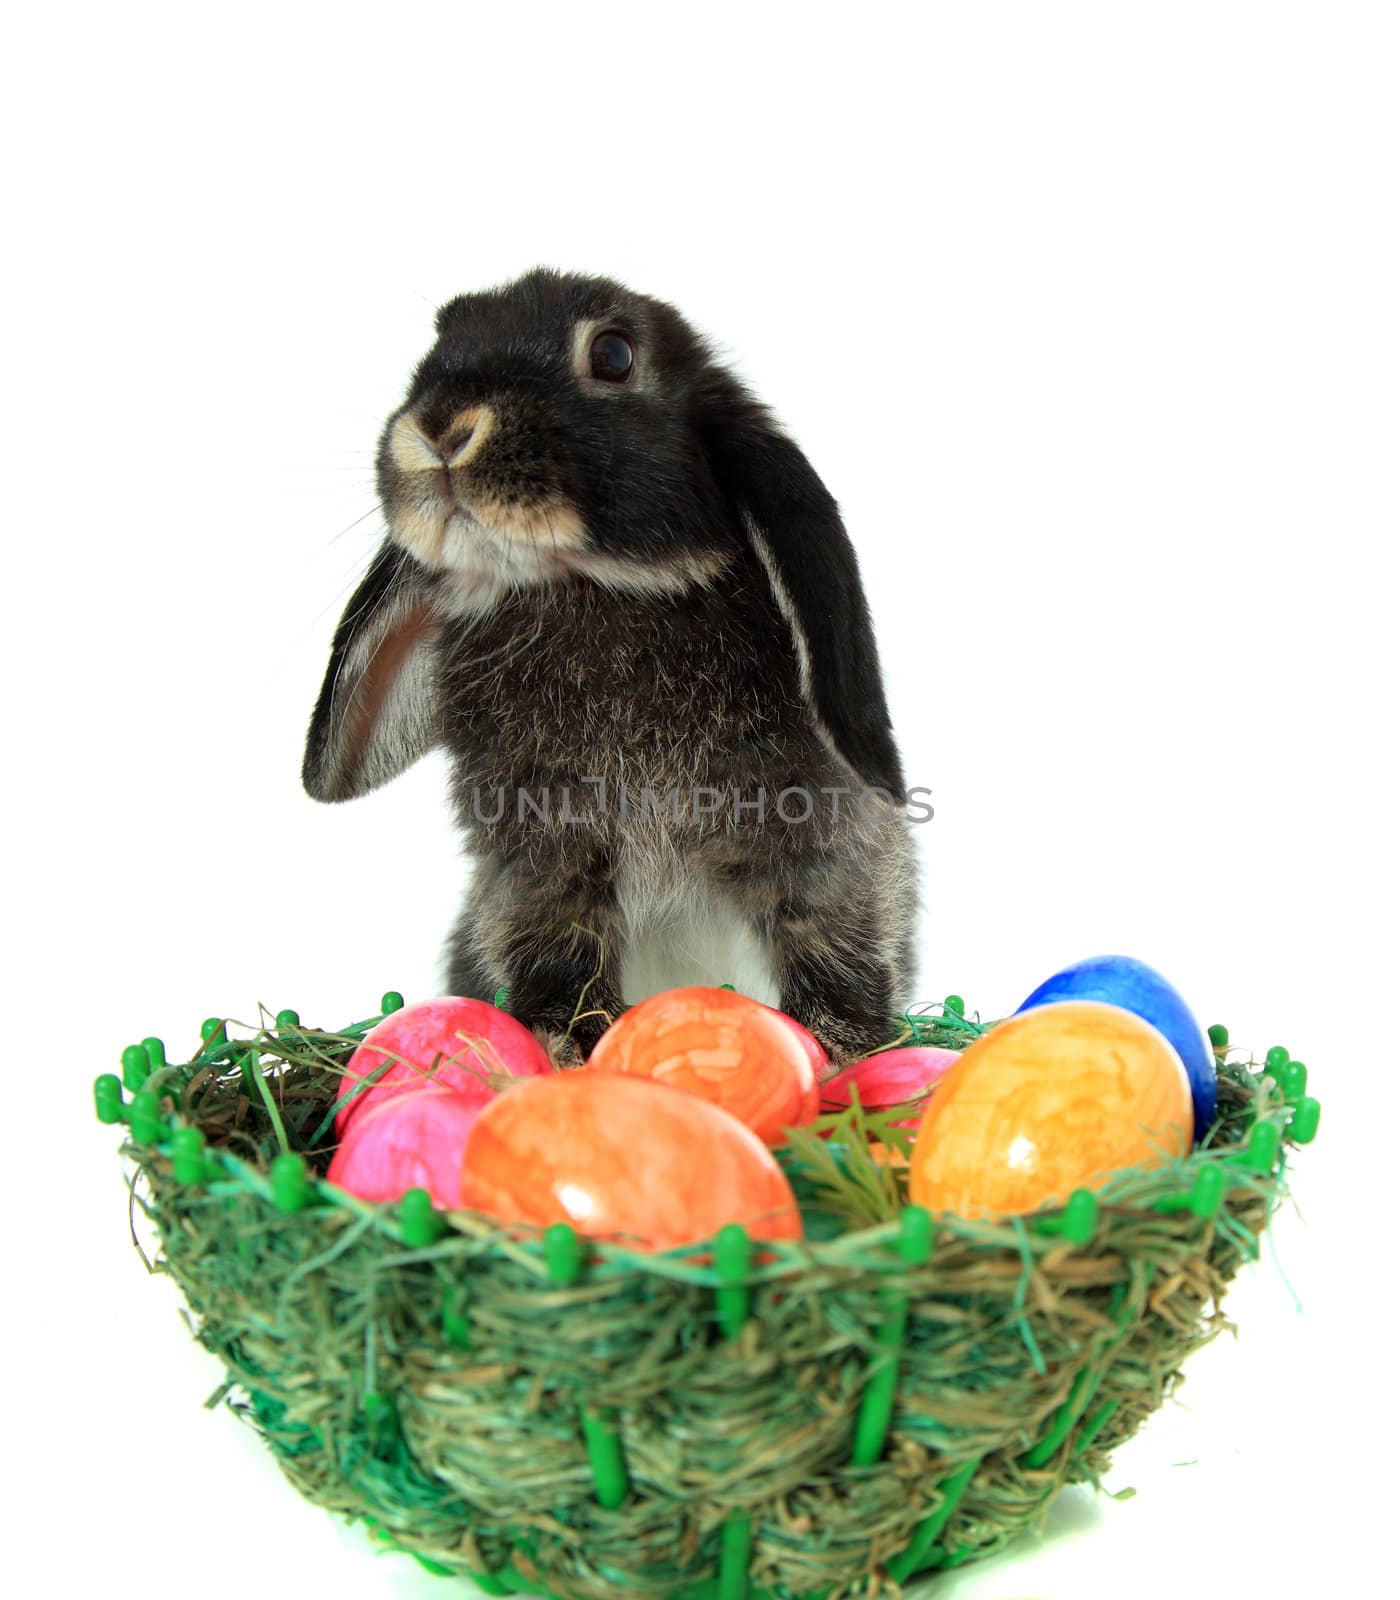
[142,1036,167,1073]
[129,1088,163,1144]
[1289,1096,1321,1144]
[442,1281,471,1349]
[718,1514,752,1600]
[1242,1119,1281,1175]
[851,1205,934,1467]
[1207,1023,1228,1050]
[1060,1189,1098,1246]
[1073,1398,1118,1456]
[122,1044,151,1092]
[544,1222,585,1285]
[399,1188,445,1248]
[270,1153,311,1213]
[364,1521,456,1579]
[363,1391,399,1443]
[464,1572,512,1596]
[1264,1045,1289,1073]
[275,1009,300,1031]
[201,1018,228,1047]
[1278,1060,1308,1101]
[1189,1163,1227,1219]
[94,1074,125,1124]
[715,1223,753,1338]
[380,991,405,1015]
[896,1203,934,1263]
[580,1406,630,1508]
[1024,1363,1097,1468]
[493,987,510,1009]
[886,1457,981,1583]
[171,1126,208,1185]
[943,994,965,1017]
[538,1223,627,1504]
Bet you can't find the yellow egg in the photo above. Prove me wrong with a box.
[908,1000,1193,1218]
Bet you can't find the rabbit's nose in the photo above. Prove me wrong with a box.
[438,425,476,466]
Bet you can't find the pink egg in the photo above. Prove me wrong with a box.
[763,1005,828,1084]
[335,997,552,1136]
[820,1046,963,1127]
[327,1088,481,1208]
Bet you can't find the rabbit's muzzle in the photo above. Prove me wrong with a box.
[380,404,586,589]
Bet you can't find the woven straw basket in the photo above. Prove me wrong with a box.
[97,995,1319,1600]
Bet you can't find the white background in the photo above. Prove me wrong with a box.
[6,4,1396,1597]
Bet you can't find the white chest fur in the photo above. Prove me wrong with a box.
[614,848,779,1008]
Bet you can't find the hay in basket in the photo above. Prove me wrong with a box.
[97,993,1320,1600]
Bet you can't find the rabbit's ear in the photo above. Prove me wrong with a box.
[302,542,445,802]
[705,399,905,796]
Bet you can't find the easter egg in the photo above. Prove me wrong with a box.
[1016,954,1216,1134]
[460,1072,802,1249]
[587,987,819,1145]
[335,997,552,1136]
[820,1046,963,1126]
[909,1000,1193,1218]
[764,1006,829,1079]
[327,1088,481,1209]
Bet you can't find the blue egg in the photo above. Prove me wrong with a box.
[1015,954,1217,1138]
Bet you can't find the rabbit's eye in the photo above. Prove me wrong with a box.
[589,331,635,383]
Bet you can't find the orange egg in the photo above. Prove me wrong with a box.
[587,986,819,1145]
[869,1140,910,1169]
[909,1000,1193,1218]
[459,1072,802,1249]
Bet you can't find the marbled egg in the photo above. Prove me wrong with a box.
[909,1000,1194,1218]
[1016,954,1216,1134]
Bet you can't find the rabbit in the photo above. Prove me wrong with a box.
[303,268,917,1064]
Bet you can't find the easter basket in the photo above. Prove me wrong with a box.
[100,993,1319,1600]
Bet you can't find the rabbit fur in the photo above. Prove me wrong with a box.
[303,269,917,1062]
